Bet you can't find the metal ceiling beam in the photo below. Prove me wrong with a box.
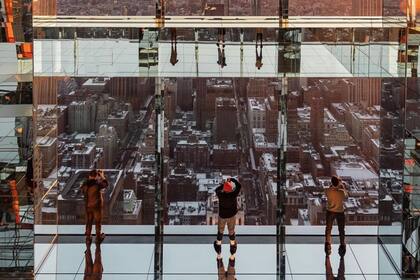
[33,16,407,28]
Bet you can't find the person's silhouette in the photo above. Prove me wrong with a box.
[170,28,178,66]
[325,255,345,280]
[216,28,227,68]
[256,30,263,70]
[217,47,227,68]
[84,243,103,280]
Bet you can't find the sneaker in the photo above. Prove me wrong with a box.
[324,242,331,256]
[230,241,237,255]
[96,233,105,244]
[339,244,346,257]
[213,241,222,254]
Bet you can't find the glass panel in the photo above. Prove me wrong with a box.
[0,116,34,272]
[33,76,156,226]
[165,0,279,16]
[289,0,406,16]
[162,77,278,226]
[30,23,411,280]
[286,77,380,226]
[401,77,420,277]
[378,78,404,272]
[36,0,156,16]
[32,27,407,78]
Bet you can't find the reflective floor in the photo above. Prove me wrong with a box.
[34,236,401,279]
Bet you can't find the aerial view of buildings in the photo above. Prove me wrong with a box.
[34,76,404,227]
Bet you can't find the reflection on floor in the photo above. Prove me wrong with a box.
[34,236,400,280]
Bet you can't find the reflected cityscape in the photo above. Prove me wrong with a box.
[33,76,405,226]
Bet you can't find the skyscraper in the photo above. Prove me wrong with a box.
[310,95,324,147]
[109,77,154,111]
[351,78,381,109]
[176,78,193,111]
[215,97,237,143]
[96,124,118,168]
[68,101,96,133]
[193,78,207,130]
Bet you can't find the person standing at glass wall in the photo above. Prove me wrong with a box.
[214,177,242,257]
[81,170,108,244]
[8,178,20,225]
[325,176,348,256]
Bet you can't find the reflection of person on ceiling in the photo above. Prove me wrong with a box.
[170,28,178,66]
[217,28,227,68]
[217,47,227,68]
[325,255,345,280]
[217,255,237,280]
[255,28,263,70]
[217,28,226,46]
[84,243,103,280]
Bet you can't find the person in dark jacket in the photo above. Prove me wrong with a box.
[81,170,108,244]
[214,177,242,256]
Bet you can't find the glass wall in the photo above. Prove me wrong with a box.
[162,77,279,225]
[29,1,420,276]
[33,76,156,226]
[0,0,33,275]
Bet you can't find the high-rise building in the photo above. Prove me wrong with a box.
[310,95,324,146]
[109,77,154,111]
[96,124,118,168]
[68,100,96,133]
[166,164,197,202]
[194,78,208,130]
[214,97,237,143]
[108,111,129,141]
[213,141,239,169]
[35,136,57,178]
[248,98,266,129]
[71,143,96,169]
[351,78,381,109]
[174,135,210,170]
[204,79,233,130]
[176,78,193,111]
[247,78,273,98]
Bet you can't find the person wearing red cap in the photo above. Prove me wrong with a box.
[213,177,242,258]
